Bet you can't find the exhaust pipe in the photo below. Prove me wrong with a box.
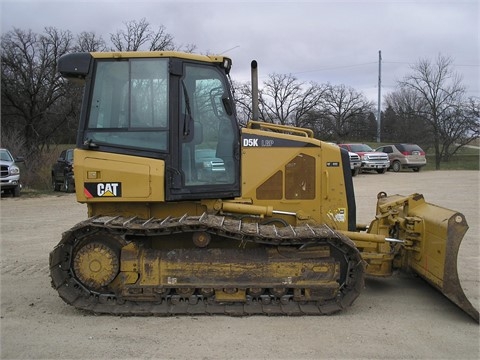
[251,60,259,121]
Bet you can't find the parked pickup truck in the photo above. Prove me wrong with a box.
[0,148,23,197]
[339,143,390,174]
[52,148,75,192]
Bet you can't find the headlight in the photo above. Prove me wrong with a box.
[9,165,20,175]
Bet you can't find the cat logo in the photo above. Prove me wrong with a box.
[84,182,122,198]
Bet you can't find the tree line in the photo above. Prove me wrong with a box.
[1,19,479,188]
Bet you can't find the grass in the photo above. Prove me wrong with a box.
[424,146,479,171]
[424,155,479,170]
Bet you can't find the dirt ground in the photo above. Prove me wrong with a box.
[1,170,479,360]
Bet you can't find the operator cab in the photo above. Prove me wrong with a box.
[58,52,240,201]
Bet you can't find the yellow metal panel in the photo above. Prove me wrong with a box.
[240,128,349,230]
[73,149,165,202]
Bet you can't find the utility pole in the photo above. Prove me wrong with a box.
[377,50,382,143]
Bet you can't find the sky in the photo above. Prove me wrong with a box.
[1,0,479,104]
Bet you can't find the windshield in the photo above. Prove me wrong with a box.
[65,149,74,162]
[0,149,13,162]
[85,58,169,151]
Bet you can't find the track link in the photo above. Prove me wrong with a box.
[50,213,365,316]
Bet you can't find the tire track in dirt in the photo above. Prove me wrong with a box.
[1,260,49,277]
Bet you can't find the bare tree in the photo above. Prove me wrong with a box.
[231,80,254,127]
[464,97,480,139]
[111,18,154,51]
[398,54,476,169]
[316,84,374,141]
[109,18,196,52]
[383,88,431,145]
[1,27,75,153]
[178,43,197,53]
[110,18,196,52]
[75,31,107,52]
[1,27,80,188]
[232,76,374,141]
[440,96,480,159]
[260,73,325,127]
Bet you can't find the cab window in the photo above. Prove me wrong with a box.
[85,58,169,151]
[180,64,236,186]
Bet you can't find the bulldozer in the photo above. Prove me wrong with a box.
[50,51,478,322]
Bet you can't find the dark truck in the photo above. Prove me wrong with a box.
[51,149,75,192]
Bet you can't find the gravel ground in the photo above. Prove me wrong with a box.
[1,170,479,360]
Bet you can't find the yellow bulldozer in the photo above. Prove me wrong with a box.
[50,51,478,322]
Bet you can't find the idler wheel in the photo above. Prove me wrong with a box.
[73,241,120,290]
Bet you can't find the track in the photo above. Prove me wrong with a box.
[50,213,365,316]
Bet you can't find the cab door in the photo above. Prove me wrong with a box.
[165,61,240,201]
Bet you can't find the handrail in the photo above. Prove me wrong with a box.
[246,121,314,138]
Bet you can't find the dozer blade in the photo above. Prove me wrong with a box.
[379,194,479,323]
